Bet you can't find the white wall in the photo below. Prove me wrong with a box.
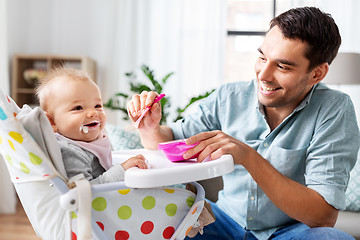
[0,0,16,214]
[319,0,360,53]
[318,1,360,122]
[1,0,9,95]
[7,0,113,96]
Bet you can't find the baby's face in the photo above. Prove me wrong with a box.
[47,77,106,142]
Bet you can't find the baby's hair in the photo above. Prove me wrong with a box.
[35,67,93,110]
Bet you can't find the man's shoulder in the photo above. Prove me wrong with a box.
[308,83,355,121]
[313,83,351,104]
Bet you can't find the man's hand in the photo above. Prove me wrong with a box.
[184,130,256,165]
[127,91,174,149]
[127,91,162,129]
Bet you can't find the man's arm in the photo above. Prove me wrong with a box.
[185,130,339,227]
[244,147,339,227]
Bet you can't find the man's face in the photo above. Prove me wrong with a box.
[254,26,316,114]
[47,77,106,142]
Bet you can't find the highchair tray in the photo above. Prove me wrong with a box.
[112,149,234,188]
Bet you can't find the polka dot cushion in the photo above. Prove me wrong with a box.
[0,92,55,182]
[71,187,200,240]
[345,157,360,211]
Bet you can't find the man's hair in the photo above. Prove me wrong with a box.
[35,67,93,110]
[270,7,341,71]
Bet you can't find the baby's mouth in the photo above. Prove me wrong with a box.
[80,121,100,133]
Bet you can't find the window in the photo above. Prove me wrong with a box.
[225,0,275,83]
[225,0,310,83]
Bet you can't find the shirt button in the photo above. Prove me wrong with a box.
[263,142,269,148]
[250,196,255,201]
[248,217,253,221]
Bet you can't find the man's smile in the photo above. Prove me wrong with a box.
[259,83,281,95]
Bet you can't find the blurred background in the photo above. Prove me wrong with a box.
[1,0,360,232]
[2,0,360,123]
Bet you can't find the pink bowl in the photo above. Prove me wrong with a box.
[158,139,200,162]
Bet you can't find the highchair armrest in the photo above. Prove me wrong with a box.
[91,181,127,193]
[112,149,235,188]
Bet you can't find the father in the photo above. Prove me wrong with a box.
[128,7,359,240]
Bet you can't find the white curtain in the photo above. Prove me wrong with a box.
[0,0,16,214]
[6,0,226,124]
[103,0,226,123]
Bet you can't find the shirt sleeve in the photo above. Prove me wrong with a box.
[170,86,222,140]
[90,163,125,185]
[59,141,95,181]
[305,93,359,210]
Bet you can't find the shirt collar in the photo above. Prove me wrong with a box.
[294,83,317,112]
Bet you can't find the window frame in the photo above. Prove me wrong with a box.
[226,0,276,37]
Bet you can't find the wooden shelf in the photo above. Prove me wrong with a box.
[11,54,96,107]
[16,88,36,94]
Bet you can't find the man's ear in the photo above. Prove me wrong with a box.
[311,62,329,85]
[45,112,58,132]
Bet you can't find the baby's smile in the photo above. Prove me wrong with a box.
[80,121,100,133]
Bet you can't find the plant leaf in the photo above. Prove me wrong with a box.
[173,89,215,121]
[162,72,174,85]
[105,65,214,125]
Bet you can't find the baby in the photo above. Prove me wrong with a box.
[36,67,147,184]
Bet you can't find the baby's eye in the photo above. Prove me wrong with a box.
[95,104,103,108]
[72,106,83,111]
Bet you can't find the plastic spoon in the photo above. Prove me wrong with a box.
[133,93,165,128]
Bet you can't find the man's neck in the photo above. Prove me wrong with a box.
[264,107,294,131]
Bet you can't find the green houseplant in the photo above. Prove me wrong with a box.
[104,64,214,124]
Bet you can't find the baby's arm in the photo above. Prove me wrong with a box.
[91,154,147,184]
[121,154,148,170]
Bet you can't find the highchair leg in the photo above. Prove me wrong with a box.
[58,175,93,240]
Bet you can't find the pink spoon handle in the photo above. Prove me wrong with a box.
[133,94,165,128]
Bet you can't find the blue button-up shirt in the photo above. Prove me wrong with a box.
[170,80,359,239]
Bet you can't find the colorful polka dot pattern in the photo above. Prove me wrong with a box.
[0,93,54,182]
[0,92,205,239]
[71,187,199,240]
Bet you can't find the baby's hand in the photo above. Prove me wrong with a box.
[121,154,148,170]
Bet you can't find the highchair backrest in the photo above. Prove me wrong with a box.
[0,90,72,239]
